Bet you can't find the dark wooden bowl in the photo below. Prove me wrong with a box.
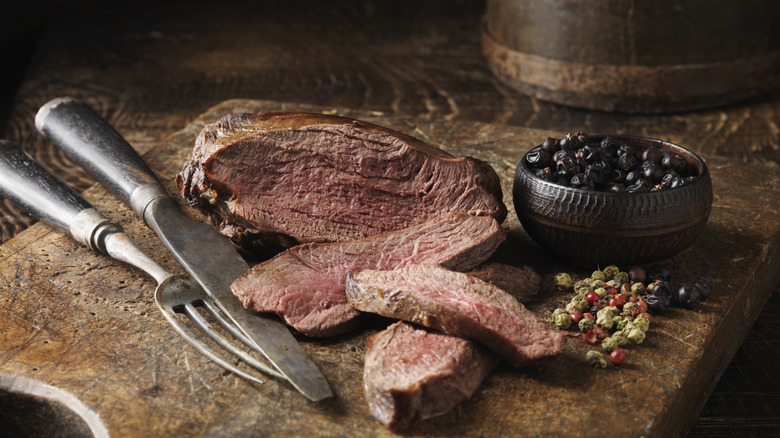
[512,136,713,267]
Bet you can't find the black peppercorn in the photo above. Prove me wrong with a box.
[661,151,689,175]
[642,161,665,183]
[526,146,553,169]
[676,283,701,309]
[645,293,670,314]
[618,153,639,171]
[569,173,587,188]
[535,167,556,182]
[642,145,663,164]
[626,179,650,193]
[651,280,674,300]
[527,133,698,193]
[560,133,584,151]
[670,176,687,189]
[553,148,574,163]
[611,168,627,183]
[647,264,672,283]
[556,156,579,175]
[625,170,642,186]
[585,161,611,189]
[541,137,559,153]
[578,144,600,164]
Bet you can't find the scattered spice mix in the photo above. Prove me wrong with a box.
[551,264,714,368]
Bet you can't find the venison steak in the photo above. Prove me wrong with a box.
[176,112,507,250]
[231,213,506,337]
[364,321,499,431]
[345,264,563,365]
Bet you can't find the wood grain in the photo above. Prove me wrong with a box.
[0,99,778,437]
[2,1,779,435]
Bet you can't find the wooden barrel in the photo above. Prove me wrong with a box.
[482,0,780,113]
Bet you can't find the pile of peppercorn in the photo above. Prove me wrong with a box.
[525,132,698,192]
[551,264,714,368]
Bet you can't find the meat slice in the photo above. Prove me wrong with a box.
[231,213,506,337]
[345,264,563,365]
[364,321,499,431]
[467,262,541,304]
[176,112,507,250]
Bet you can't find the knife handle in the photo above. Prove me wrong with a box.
[0,139,170,282]
[35,97,170,219]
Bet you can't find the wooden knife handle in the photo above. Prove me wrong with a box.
[0,139,119,252]
[0,139,169,281]
[35,97,170,219]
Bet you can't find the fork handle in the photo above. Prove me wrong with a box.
[35,97,170,219]
[0,140,169,283]
[0,140,114,250]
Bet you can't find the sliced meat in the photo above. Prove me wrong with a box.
[231,213,506,337]
[345,264,563,365]
[364,321,499,431]
[467,262,541,304]
[176,112,507,250]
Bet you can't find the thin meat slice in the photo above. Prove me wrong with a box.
[345,264,563,365]
[176,112,507,251]
[364,321,499,431]
[231,213,506,337]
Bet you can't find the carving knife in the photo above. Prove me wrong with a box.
[35,97,332,402]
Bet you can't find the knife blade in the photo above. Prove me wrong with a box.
[35,97,332,402]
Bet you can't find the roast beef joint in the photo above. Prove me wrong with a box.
[176,112,507,250]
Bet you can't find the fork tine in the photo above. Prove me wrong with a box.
[196,298,254,352]
[156,304,266,385]
[180,302,285,380]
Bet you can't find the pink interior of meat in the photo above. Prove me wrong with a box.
[206,126,501,242]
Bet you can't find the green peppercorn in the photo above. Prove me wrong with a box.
[596,306,618,329]
[614,316,629,331]
[555,272,573,291]
[606,279,621,288]
[603,265,620,280]
[630,282,647,295]
[552,308,567,319]
[591,270,607,282]
[554,313,572,329]
[569,294,589,312]
[565,302,578,314]
[602,337,619,352]
[614,271,630,285]
[622,302,639,315]
[594,287,608,299]
[612,330,629,347]
[579,317,595,333]
[627,327,646,344]
[633,317,650,332]
[586,350,608,368]
[574,281,594,295]
[589,278,606,289]
[603,306,620,318]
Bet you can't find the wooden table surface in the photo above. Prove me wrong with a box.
[2,1,779,436]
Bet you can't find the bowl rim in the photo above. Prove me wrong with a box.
[516,134,710,197]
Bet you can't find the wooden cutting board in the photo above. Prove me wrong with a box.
[1,99,778,437]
